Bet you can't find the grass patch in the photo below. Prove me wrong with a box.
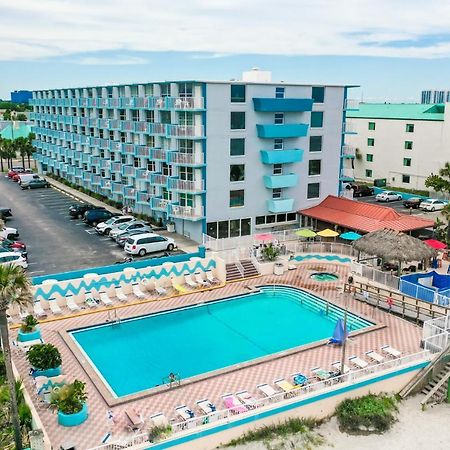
[224,417,323,448]
[336,393,398,434]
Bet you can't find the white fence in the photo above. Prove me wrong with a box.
[423,315,450,353]
[351,261,400,290]
[88,351,430,450]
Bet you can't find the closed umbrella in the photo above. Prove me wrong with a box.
[295,229,317,238]
[340,231,362,241]
[317,228,340,238]
[254,233,274,242]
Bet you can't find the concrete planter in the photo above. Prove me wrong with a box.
[166,223,175,233]
[32,366,62,378]
[57,403,88,427]
[17,327,41,342]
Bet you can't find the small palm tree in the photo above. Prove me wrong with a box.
[0,265,33,450]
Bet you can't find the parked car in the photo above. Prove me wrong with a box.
[95,215,135,235]
[0,226,19,240]
[116,229,149,247]
[375,191,402,202]
[15,173,41,185]
[7,166,25,178]
[12,170,34,182]
[0,252,28,269]
[351,184,374,197]
[110,221,152,240]
[0,238,26,251]
[83,209,116,227]
[125,233,176,256]
[419,199,446,212]
[0,247,28,260]
[69,203,105,219]
[20,178,50,190]
[402,197,422,209]
[0,207,12,220]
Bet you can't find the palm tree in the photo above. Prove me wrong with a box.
[0,264,33,450]
[25,134,36,169]
[13,138,27,169]
[0,136,6,172]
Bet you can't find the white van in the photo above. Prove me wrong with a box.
[17,173,42,185]
[124,233,176,256]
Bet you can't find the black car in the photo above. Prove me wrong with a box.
[351,184,374,197]
[83,209,116,227]
[402,197,422,209]
[0,208,12,220]
[69,204,105,219]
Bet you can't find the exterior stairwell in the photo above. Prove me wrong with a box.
[226,260,260,282]
[240,259,260,278]
[421,362,450,406]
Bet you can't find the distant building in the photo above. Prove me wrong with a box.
[421,89,450,104]
[11,90,32,104]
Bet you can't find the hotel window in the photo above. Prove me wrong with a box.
[162,163,172,176]
[179,139,194,153]
[275,87,285,99]
[256,213,296,226]
[230,189,245,207]
[147,161,156,172]
[406,124,415,133]
[230,164,245,182]
[368,122,376,130]
[230,138,245,156]
[179,166,193,181]
[311,111,323,128]
[312,86,325,103]
[160,111,171,124]
[274,113,284,124]
[206,218,251,238]
[178,83,193,98]
[160,84,171,97]
[309,136,322,152]
[272,188,282,199]
[230,111,245,130]
[403,158,411,167]
[402,174,410,183]
[230,85,246,103]
[307,182,320,199]
[274,138,283,150]
[365,169,373,178]
[404,141,413,150]
[133,157,139,168]
[366,154,374,162]
[367,138,375,146]
[273,164,283,175]
[162,187,172,200]
[179,193,194,207]
[308,159,321,176]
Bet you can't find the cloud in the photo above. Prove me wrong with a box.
[1,0,450,60]
[75,55,148,65]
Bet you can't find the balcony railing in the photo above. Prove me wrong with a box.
[148,122,166,135]
[150,148,167,161]
[166,124,204,138]
[123,144,135,155]
[136,191,151,204]
[135,121,148,132]
[169,204,204,221]
[167,151,204,166]
[134,146,151,158]
[91,175,101,186]
[151,197,170,211]
[166,96,204,110]
[340,168,355,180]
[150,174,168,186]
[122,165,136,177]
[342,122,357,134]
[168,178,205,193]
[342,145,356,158]
[344,99,359,110]
[110,162,122,173]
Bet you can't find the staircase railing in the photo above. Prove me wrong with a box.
[421,369,450,406]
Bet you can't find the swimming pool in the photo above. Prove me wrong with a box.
[70,286,373,397]
[310,272,339,282]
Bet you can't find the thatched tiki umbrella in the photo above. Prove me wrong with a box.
[352,229,435,275]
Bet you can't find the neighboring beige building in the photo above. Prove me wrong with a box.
[346,103,450,191]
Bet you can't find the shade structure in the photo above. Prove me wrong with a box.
[254,233,274,241]
[424,239,447,250]
[295,229,317,238]
[352,229,435,262]
[317,228,340,238]
[329,318,348,345]
[340,231,362,241]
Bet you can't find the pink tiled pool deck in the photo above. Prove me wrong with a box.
[13,262,423,449]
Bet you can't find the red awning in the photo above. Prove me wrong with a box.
[424,239,447,250]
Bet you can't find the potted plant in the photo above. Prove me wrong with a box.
[18,315,40,342]
[26,343,62,378]
[166,220,175,233]
[148,424,172,443]
[51,380,88,427]
[261,243,281,262]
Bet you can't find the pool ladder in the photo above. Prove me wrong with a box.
[107,310,121,326]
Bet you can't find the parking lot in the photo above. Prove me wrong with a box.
[0,175,183,276]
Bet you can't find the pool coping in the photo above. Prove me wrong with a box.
[59,284,386,407]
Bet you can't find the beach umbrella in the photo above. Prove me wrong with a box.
[317,228,340,238]
[254,233,274,242]
[329,318,348,345]
[424,239,447,250]
[340,231,362,241]
[295,229,317,238]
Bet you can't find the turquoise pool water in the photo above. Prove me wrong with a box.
[310,272,339,282]
[70,286,373,397]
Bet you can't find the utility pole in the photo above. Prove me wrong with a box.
[340,291,349,375]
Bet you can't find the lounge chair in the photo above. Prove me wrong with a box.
[311,367,332,380]
[206,270,220,285]
[19,308,29,319]
[84,291,98,308]
[196,399,217,415]
[154,281,167,296]
[48,299,62,315]
[195,272,210,287]
[172,282,190,294]
[150,412,169,427]
[274,378,300,393]
[115,285,127,302]
[348,356,369,369]
[381,345,401,358]
[236,390,258,407]
[33,301,46,318]
[65,295,80,311]
[365,350,384,364]
[175,405,195,420]
[132,282,146,299]
[222,393,248,414]
[125,408,144,431]
[257,383,277,397]
[16,338,43,351]
[99,291,113,306]
[331,361,350,374]
[184,273,198,289]
[292,373,308,386]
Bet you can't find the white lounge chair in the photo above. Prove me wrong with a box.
[154,281,167,296]
[33,301,46,317]
[206,270,220,285]
[348,356,369,369]
[381,345,401,358]
[175,405,195,421]
[194,272,210,287]
[132,282,146,299]
[84,291,98,308]
[184,273,198,289]
[331,361,350,374]
[99,291,113,306]
[48,299,62,315]
[236,390,258,407]
[222,393,248,413]
[257,383,277,397]
[65,295,80,311]
[365,350,384,364]
[196,399,217,415]
[150,412,169,427]
[115,285,127,302]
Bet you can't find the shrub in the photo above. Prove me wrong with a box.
[51,380,87,415]
[26,344,62,370]
[260,243,281,262]
[148,425,172,443]
[20,315,38,333]
[336,394,398,433]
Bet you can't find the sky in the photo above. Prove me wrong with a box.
[2,0,450,102]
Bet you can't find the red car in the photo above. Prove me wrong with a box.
[7,166,25,178]
[0,238,26,251]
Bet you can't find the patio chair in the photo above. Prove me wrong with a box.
[256,383,277,398]
[150,412,169,427]
[125,408,144,431]
[222,393,248,414]
[380,345,401,358]
[33,301,46,318]
[331,361,350,374]
[65,294,80,311]
[184,273,198,289]
[274,378,300,393]
[196,399,217,415]
[206,270,220,285]
[18,308,29,319]
[132,282,146,299]
[115,285,127,302]
[171,279,190,294]
[348,356,369,369]
[236,390,258,407]
[292,373,309,386]
[195,272,210,287]
[311,367,332,380]
[48,298,62,315]
[365,350,384,364]
[84,291,98,308]
[99,291,113,306]
[154,281,167,296]
[175,405,195,421]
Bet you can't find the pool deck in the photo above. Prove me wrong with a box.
[12,262,423,449]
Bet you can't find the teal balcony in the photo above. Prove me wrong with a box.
[256,124,309,138]
[253,98,313,112]
[151,197,170,212]
[263,173,298,189]
[136,191,150,205]
[267,198,295,213]
[260,149,303,164]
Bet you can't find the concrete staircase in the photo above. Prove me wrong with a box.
[421,362,450,406]
[226,260,259,282]
[240,259,260,278]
